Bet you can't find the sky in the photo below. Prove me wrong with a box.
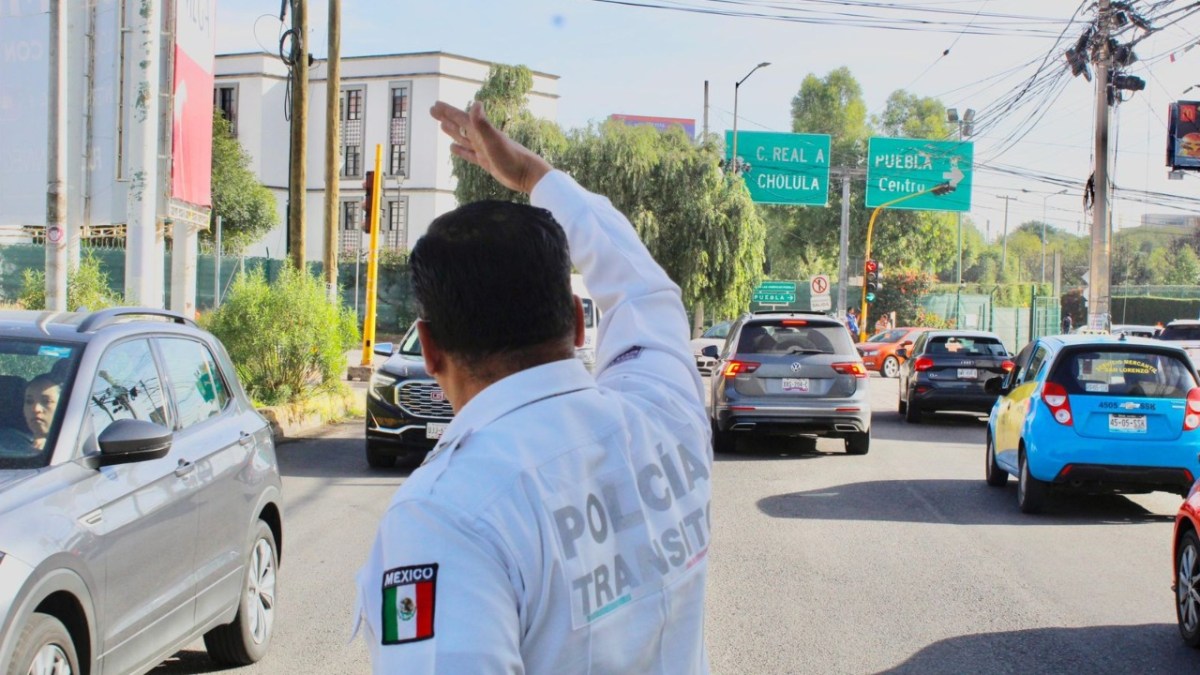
[215,0,1200,241]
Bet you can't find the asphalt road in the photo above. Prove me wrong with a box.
[156,374,1198,674]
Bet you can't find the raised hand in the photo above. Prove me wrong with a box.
[430,101,552,195]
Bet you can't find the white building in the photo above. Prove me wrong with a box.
[213,51,560,261]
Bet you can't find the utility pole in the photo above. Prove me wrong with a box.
[831,167,863,316]
[288,0,309,270]
[997,195,1017,270]
[125,0,164,306]
[1089,0,1113,330]
[45,0,68,311]
[323,0,341,301]
[693,80,710,338]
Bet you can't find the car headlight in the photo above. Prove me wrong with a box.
[369,372,398,400]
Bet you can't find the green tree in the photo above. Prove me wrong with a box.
[876,90,950,139]
[209,110,278,253]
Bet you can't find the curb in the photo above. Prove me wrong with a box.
[257,385,363,443]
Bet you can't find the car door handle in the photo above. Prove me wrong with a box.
[239,431,254,446]
[174,459,195,478]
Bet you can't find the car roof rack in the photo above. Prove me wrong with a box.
[77,307,196,333]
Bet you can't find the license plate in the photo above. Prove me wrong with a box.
[782,378,810,392]
[1108,414,1147,433]
[426,422,448,439]
[957,368,978,380]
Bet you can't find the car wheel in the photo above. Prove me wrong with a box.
[882,356,900,378]
[205,520,278,665]
[712,419,735,454]
[844,431,869,455]
[985,434,1008,487]
[1177,530,1200,648]
[10,613,80,675]
[904,395,921,423]
[897,386,907,414]
[366,438,396,469]
[1017,451,1048,514]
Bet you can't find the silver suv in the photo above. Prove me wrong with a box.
[0,308,282,674]
[705,312,872,454]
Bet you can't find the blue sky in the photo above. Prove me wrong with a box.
[216,0,1200,236]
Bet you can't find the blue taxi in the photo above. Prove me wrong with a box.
[984,334,1200,513]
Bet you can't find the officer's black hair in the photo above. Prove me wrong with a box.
[410,200,576,373]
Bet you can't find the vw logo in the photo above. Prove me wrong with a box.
[790,362,803,372]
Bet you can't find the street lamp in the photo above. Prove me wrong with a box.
[1040,188,1068,284]
[947,107,974,324]
[730,62,770,174]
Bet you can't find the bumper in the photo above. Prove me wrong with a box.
[695,355,717,374]
[1049,463,1195,495]
[714,406,870,437]
[910,386,997,413]
[365,400,448,449]
[858,353,884,371]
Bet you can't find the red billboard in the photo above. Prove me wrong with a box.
[609,114,696,139]
[171,0,217,207]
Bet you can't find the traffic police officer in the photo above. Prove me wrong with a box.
[353,101,711,673]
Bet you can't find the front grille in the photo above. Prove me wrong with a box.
[396,380,453,419]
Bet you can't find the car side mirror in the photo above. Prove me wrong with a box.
[984,376,1009,395]
[98,419,172,466]
[373,342,395,357]
[701,345,720,358]
[895,348,908,359]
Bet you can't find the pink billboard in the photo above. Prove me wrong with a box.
[171,0,217,207]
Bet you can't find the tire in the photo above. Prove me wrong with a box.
[897,388,907,414]
[8,613,80,675]
[985,434,1008,487]
[366,438,396,469]
[1177,530,1200,648]
[904,394,921,424]
[205,520,278,666]
[882,356,900,378]
[1017,451,1048,514]
[712,419,735,454]
[844,431,870,455]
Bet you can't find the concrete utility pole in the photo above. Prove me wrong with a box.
[997,195,1017,270]
[45,0,68,311]
[1089,0,1113,329]
[693,80,710,338]
[288,0,309,270]
[830,167,863,316]
[125,0,165,307]
[323,0,341,301]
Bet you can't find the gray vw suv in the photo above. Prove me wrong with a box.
[0,308,282,674]
[705,311,872,454]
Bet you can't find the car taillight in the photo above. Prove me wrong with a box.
[1041,381,1073,426]
[723,360,761,378]
[1185,388,1200,431]
[914,356,934,372]
[1001,360,1016,372]
[831,362,868,378]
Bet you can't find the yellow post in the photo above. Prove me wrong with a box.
[360,145,384,365]
[858,183,954,343]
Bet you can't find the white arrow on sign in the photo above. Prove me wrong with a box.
[943,158,965,188]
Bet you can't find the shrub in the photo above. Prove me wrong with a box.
[17,252,122,310]
[203,265,360,406]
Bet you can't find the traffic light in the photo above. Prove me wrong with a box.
[865,259,881,303]
[361,170,376,233]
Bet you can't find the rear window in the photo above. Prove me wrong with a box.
[1159,325,1200,341]
[925,335,1008,357]
[737,320,854,355]
[1049,349,1197,398]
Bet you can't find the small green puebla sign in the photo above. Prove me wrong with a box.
[726,131,832,206]
[752,280,797,305]
[865,137,973,212]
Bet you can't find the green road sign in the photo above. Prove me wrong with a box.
[726,131,831,206]
[865,137,973,212]
[752,280,797,305]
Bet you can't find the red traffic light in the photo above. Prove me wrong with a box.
[864,259,879,273]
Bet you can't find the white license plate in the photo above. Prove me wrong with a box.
[426,422,448,439]
[782,377,810,392]
[957,368,978,379]
[1108,414,1147,433]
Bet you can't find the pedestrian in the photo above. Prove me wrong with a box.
[846,307,860,342]
[1061,313,1073,334]
[874,312,892,334]
[353,101,711,673]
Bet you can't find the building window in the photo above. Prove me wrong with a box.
[339,199,362,254]
[384,198,408,251]
[214,85,238,136]
[388,83,410,177]
[340,87,365,178]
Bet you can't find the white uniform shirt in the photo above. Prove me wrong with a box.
[354,170,711,674]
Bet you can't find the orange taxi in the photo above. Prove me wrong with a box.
[855,326,931,378]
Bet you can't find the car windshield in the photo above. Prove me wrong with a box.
[0,339,80,469]
[868,329,908,344]
[1159,325,1200,341]
[703,321,731,339]
[399,324,423,356]
[736,320,853,355]
[925,335,1008,357]
[1049,348,1196,398]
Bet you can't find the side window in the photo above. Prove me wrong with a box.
[1019,347,1049,384]
[911,334,928,355]
[89,340,171,438]
[1007,344,1034,386]
[159,338,231,430]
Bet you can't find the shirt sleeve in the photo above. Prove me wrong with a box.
[530,170,705,420]
[355,501,524,674]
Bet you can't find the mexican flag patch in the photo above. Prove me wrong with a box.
[381,563,438,645]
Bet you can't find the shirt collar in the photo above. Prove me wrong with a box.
[425,358,596,462]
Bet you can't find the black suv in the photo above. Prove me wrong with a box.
[365,322,453,468]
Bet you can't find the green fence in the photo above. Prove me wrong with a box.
[918,292,1060,354]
